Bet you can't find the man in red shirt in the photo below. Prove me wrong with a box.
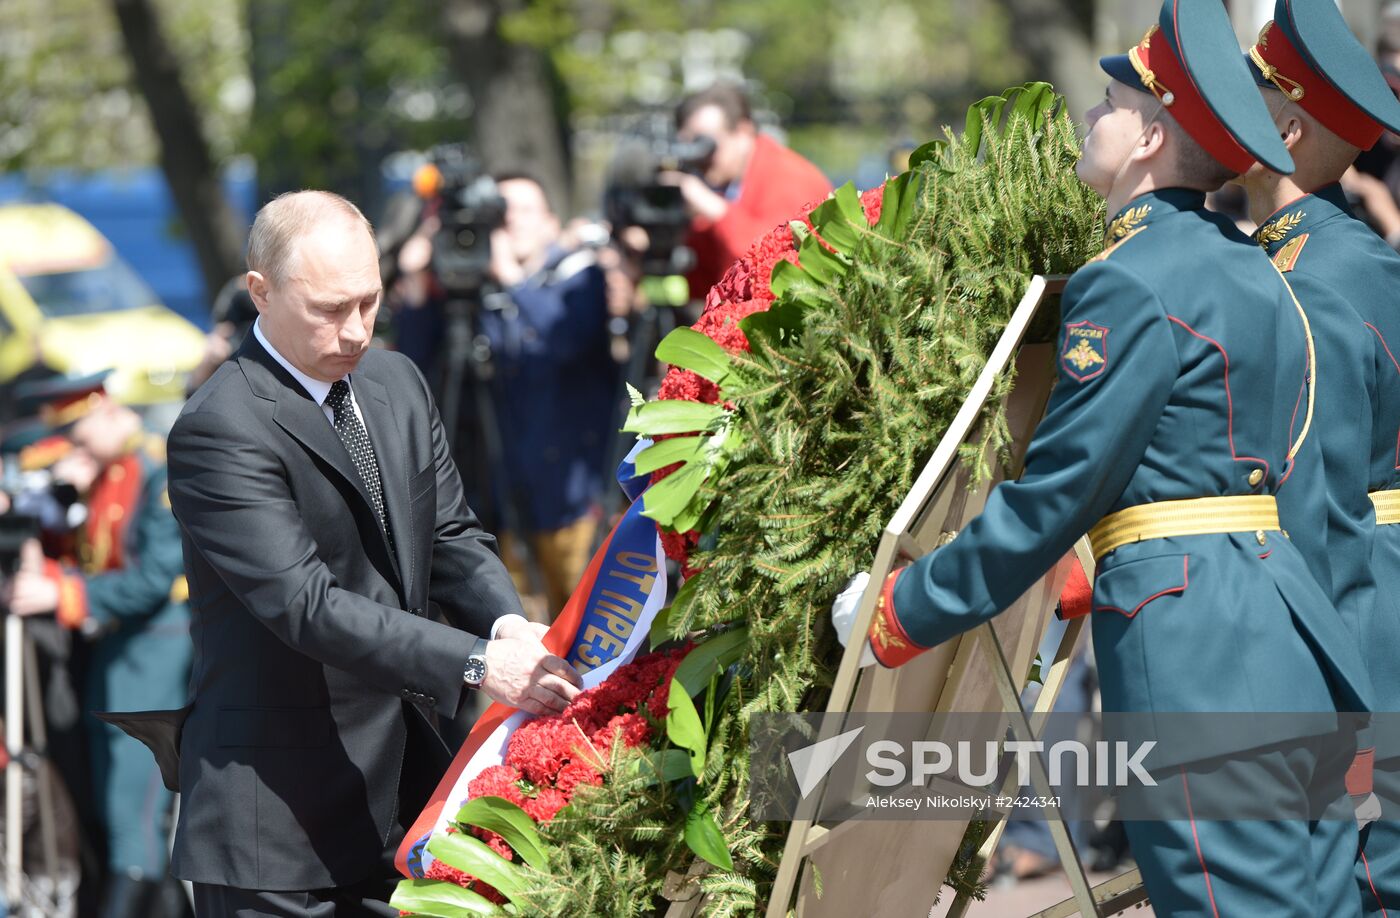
[664,83,833,298]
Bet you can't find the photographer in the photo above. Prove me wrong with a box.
[477,174,617,620]
[664,83,832,298]
[2,373,190,918]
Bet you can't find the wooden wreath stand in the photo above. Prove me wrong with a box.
[747,275,1152,918]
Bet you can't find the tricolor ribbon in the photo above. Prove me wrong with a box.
[396,440,669,879]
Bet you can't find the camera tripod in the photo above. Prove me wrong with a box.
[2,612,78,916]
[435,295,539,598]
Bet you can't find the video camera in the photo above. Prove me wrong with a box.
[604,120,716,276]
[419,144,508,297]
[0,460,86,576]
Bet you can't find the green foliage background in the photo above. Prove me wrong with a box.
[503,102,1103,916]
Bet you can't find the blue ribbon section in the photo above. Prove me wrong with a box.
[565,440,661,673]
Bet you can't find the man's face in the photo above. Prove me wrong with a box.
[248,217,382,383]
[1078,81,1155,198]
[498,178,559,264]
[678,104,754,189]
[67,397,131,468]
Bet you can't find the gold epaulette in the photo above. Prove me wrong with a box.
[1271,233,1309,273]
[170,576,189,604]
[1087,225,1147,264]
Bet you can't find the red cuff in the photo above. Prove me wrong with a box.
[1056,556,1093,620]
[43,559,88,630]
[1348,747,1375,797]
[866,567,930,668]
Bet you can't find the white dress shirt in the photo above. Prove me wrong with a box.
[253,318,523,643]
[253,318,363,425]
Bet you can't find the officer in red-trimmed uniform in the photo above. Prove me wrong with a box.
[1235,3,1400,912]
[833,1,1374,914]
[4,371,191,918]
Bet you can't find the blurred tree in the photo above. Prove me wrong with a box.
[109,0,245,294]
[439,0,572,211]
[1000,0,1100,113]
[0,0,248,172]
[244,0,470,209]
[0,0,1029,228]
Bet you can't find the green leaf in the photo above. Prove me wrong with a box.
[673,626,749,696]
[683,805,734,871]
[454,797,549,871]
[908,138,947,170]
[621,399,726,436]
[795,232,851,286]
[654,326,732,385]
[875,170,922,240]
[666,675,707,778]
[1009,81,1060,133]
[703,670,719,736]
[1026,653,1044,687]
[768,258,817,301]
[660,571,703,641]
[649,598,674,648]
[427,831,525,899]
[632,435,707,476]
[620,748,694,786]
[389,878,501,917]
[740,298,806,347]
[640,461,708,528]
[807,183,866,253]
[625,383,646,408]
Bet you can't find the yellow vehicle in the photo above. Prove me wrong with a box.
[0,203,206,409]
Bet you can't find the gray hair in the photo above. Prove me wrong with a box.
[246,190,376,286]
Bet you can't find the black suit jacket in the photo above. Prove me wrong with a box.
[162,334,522,890]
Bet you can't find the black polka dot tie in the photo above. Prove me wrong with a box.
[326,380,393,549]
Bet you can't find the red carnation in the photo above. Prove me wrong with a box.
[522,787,570,824]
[861,184,884,224]
[425,859,507,906]
[467,764,527,808]
[472,827,516,862]
[594,711,652,752]
[555,760,604,795]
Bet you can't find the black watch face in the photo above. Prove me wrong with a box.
[465,656,487,685]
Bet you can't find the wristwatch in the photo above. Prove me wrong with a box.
[463,637,489,689]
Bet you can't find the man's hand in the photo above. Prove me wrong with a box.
[481,636,583,716]
[658,171,729,223]
[830,572,876,668]
[488,228,526,288]
[2,540,58,617]
[5,571,58,618]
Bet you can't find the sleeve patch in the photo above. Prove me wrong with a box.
[1061,320,1110,382]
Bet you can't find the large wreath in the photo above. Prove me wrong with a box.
[393,82,1103,917]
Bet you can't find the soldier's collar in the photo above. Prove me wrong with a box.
[1104,188,1207,243]
[1252,183,1351,252]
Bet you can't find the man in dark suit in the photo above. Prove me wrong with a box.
[164,190,582,916]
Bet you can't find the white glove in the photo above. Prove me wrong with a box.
[830,572,876,668]
[1354,792,1382,831]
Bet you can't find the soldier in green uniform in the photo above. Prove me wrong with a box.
[832,0,1375,913]
[1236,2,1400,912]
[4,372,192,918]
